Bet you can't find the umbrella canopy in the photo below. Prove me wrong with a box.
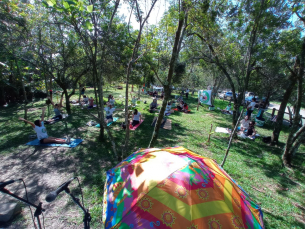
[102,146,264,229]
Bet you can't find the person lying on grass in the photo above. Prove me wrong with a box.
[221,103,231,114]
[47,95,64,121]
[149,99,158,113]
[104,103,122,123]
[18,107,70,144]
[130,109,142,127]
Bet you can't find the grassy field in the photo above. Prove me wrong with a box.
[0,86,304,228]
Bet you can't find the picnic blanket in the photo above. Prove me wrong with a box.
[95,117,118,127]
[44,115,69,125]
[215,127,231,134]
[173,108,191,113]
[129,119,144,130]
[26,138,83,148]
[151,117,172,130]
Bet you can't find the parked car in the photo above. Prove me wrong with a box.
[245,92,255,97]
[218,91,226,99]
[224,92,238,100]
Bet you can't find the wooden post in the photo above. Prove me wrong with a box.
[197,98,200,111]
[207,124,213,143]
[221,108,245,168]
[271,108,276,117]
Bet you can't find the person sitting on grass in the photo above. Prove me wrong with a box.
[149,99,158,113]
[131,96,137,106]
[130,109,142,127]
[88,97,94,108]
[164,102,172,115]
[109,95,115,106]
[160,91,164,99]
[177,101,184,111]
[245,121,256,138]
[182,103,189,113]
[18,107,70,144]
[82,95,89,105]
[238,115,250,131]
[104,103,122,123]
[222,103,231,114]
[47,95,63,121]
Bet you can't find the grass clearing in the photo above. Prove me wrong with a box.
[0,87,304,228]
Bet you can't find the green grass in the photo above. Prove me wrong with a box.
[0,86,304,228]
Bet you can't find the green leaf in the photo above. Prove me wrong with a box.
[46,0,56,7]
[63,1,70,9]
[87,4,93,13]
[85,20,93,30]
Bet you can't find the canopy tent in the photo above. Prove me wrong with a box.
[102,146,264,229]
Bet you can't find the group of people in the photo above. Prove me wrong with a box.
[176,100,189,113]
[81,95,94,108]
[237,115,257,138]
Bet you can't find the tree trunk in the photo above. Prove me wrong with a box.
[148,9,185,148]
[272,62,299,144]
[282,38,305,165]
[63,89,71,114]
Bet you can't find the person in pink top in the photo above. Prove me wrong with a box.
[88,97,94,108]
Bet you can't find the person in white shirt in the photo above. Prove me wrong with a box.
[82,95,89,104]
[238,115,250,131]
[18,107,69,144]
[247,98,256,117]
[104,104,116,123]
[131,109,142,126]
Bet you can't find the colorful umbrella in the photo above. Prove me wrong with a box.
[102,146,264,229]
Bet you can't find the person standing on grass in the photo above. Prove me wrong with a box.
[185,88,189,99]
[247,97,256,117]
[18,107,70,144]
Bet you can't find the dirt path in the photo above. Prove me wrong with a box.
[0,145,95,229]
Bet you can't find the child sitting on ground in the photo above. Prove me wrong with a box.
[221,103,231,114]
